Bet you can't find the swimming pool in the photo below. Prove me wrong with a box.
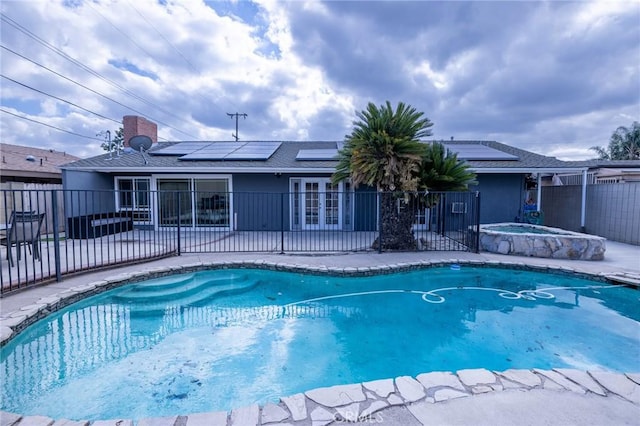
[1,265,638,421]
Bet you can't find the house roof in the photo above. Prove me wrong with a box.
[0,143,80,181]
[442,140,581,172]
[62,141,340,173]
[562,159,640,168]
[61,140,585,174]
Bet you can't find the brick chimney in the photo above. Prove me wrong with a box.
[123,116,158,147]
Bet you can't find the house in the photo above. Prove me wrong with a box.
[0,143,79,184]
[60,116,587,232]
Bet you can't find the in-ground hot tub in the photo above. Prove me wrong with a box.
[479,223,606,260]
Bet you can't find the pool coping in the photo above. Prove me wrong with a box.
[1,258,639,425]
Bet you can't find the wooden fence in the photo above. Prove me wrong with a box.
[0,183,65,233]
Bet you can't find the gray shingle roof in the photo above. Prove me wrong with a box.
[62,140,583,172]
[562,159,640,168]
[62,141,339,171]
[442,140,572,169]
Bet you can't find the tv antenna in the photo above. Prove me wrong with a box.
[227,112,247,141]
[129,135,153,165]
[97,130,112,159]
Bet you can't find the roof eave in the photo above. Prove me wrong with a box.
[62,166,338,173]
[471,167,588,173]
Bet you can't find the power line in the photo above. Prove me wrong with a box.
[0,13,199,139]
[1,74,121,125]
[124,0,199,74]
[85,1,158,61]
[0,45,189,140]
[1,108,104,141]
[123,0,239,114]
[227,112,248,141]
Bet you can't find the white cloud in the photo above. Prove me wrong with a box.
[0,0,638,160]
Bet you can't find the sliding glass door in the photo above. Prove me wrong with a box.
[156,177,230,228]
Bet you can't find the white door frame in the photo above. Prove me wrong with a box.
[292,178,343,230]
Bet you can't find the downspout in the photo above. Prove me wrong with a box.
[536,173,542,211]
[580,169,587,232]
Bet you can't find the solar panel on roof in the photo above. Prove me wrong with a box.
[152,142,212,155]
[225,153,274,159]
[178,141,282,160]
[444,144,519,160]
[224,142,281,160]
[178,153,228,160]
[296,149,339,160]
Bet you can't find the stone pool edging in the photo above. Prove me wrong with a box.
[479,223,607,260]
[1,259,638,425]
[0,258,629,346]
[1,368,639,426]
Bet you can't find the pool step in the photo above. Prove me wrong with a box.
[126,279,261,314]
[115,273,250,302]
[126,273,196,291]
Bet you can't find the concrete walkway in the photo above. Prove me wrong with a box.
[1,242,639,426]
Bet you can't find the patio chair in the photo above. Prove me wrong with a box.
[0,211,45,267]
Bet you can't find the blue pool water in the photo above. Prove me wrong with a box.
[484,225,567,235]
[1,267,639,421]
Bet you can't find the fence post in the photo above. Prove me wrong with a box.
[280,192,285,254]
[474,191,481,253]
[440,193,447,236]
[51,190,62,282]
[377,191,382,253]
[176,191,181,256]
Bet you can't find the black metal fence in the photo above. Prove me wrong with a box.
[1,189,480,294]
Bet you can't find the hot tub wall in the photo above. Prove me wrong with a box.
[479,224,606,260]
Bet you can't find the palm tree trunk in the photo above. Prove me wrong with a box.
[373,192,417,250]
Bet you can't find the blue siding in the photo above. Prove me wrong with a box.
[353,188,378,231]
[232,173,334,231]
[62,170,116,217]
[62,170,113,191]
[469,174,526,223]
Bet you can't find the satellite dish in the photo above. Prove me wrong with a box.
[128,135,153,152]
[128,135,153,165]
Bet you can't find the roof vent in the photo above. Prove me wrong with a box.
[26,155,36,162]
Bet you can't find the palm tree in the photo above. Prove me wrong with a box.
[332,101,433,250]
[333,101,432,190]
[590,122,640,160]
[417,142,477,234]
[418,142,477,192]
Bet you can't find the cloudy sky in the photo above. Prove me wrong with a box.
[1,0,638,160]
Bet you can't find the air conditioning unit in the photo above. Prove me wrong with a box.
[451,202,467,214]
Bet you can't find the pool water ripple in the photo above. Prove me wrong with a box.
[1,266,638,421]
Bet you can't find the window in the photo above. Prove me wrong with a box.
[157,179,192,226]
[156,177,231,228]
[195,179,230,226]
[116,178,151,222]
